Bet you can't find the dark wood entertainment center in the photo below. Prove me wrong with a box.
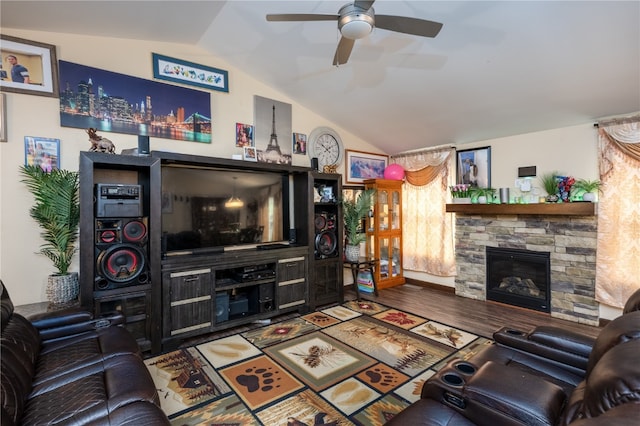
[79,151,343,353]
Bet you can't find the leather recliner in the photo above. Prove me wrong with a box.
[0,280,170,425]
[386,289,640,425]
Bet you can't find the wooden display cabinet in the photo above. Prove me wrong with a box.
[364,179,405,289]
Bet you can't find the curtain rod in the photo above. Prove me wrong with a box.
[391,144,454,159]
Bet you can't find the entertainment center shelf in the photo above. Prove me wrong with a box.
[161,246,308,349]
[79,150,335,353]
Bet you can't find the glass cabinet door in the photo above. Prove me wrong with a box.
[379,237,390,279]
[391,190,401,231]
[390,235,402,278]
[378,190,389,231]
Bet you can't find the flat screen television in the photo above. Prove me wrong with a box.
[161,164,290,255]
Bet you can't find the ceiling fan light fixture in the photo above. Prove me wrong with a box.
[340,19,373,39]
[338,4,375,40]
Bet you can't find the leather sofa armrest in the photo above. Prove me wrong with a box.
[422,360,567,426]
[493,326,595,372]
[462,361,567,425]
[32,310,126,342]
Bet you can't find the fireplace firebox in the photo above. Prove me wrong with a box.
[485,247,550,313]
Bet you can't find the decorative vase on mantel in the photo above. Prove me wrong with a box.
[345,244,361,262]
[453,197,472,204]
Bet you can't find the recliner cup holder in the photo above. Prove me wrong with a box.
[453,361,476,375]
[506,329,525,335]
[442,372,465,387]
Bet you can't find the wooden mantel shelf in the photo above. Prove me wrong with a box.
[446,202,596,216]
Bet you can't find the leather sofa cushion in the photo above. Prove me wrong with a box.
[581,339,640,420]
[623,288,640,314]
[21,353,159,426]
[586,311,640,374]
[568,402,640,426]
[385,398,477,426]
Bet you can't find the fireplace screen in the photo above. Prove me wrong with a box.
[485,247,550,313]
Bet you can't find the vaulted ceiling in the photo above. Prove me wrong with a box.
[2,1,639,154]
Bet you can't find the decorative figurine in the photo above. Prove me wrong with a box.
[87,128,116,153]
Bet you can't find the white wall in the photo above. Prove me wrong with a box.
[0,29,383,306]
[0,29,627,321]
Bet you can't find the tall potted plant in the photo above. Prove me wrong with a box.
[20,165,80,304]
[342,188,376,262]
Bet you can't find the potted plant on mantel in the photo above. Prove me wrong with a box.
[540,171,560,202]
[572,179,602,202]
[342,188,376,262]
[20,165,80,305]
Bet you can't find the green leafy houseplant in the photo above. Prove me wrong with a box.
[540,171,560,196]
[572,178,602,202]
[20,165,80,303]
[572,179,602,193]
[342,189,375,261]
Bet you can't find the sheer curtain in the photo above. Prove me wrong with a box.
[391,147,456,277]
[596,115,640,308]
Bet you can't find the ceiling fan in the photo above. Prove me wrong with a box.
[266,0,443,66]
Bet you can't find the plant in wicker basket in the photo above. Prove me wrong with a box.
[20,165,80,304]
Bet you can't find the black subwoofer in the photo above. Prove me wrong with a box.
[95,218,149,290]
[314,212,338,259]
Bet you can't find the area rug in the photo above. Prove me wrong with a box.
[145,300,492,425]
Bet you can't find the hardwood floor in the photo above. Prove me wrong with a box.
[345,284,602,339]
[179,283,602,350]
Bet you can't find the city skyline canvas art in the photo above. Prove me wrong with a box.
[58,60,212,143]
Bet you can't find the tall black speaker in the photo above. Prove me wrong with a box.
[94,217,149,290]
[314,212,338,259]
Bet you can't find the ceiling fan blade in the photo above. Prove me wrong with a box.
[354,0,376,11]
[333,37,356,66]
[266,13,337,22]
[375,15,443,38]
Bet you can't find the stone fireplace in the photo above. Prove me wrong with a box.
[448,203,598,325]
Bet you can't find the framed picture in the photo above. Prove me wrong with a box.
[456,146,491,188]
[0,93,6,142]
[0,34,59,97]
[59,60,211,143]
[293,132,307,154]
[254,95,292,164]
[24,136,60,171]
[243,146,257,162]
[345,149,389,184]
[235,122,254,147]
[152,53,228,92]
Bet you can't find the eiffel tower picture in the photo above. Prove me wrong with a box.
[254,95,292,164]
[265,105,282,157]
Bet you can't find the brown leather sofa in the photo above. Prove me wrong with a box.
[386,290,640,425]
[0,280,170,425]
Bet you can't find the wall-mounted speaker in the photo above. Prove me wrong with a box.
[95,217,149,290]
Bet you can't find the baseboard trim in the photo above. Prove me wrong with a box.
[345,279,455,295]
[404,277,456,294]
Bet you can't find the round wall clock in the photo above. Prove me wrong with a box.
[308,127,344,172]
